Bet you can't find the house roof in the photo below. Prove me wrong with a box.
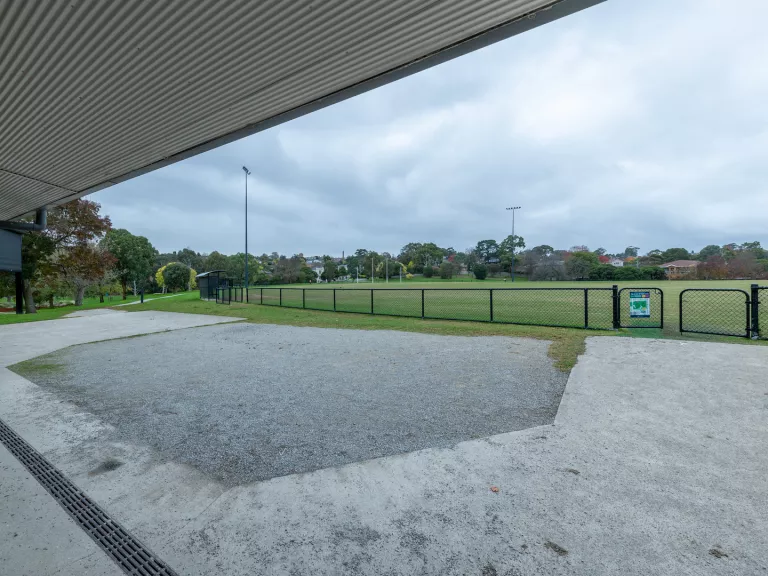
[0,0,602,221]
[660,260,700,268]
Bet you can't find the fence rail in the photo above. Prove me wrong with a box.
[679,285,766,339]
[214,285,664,332]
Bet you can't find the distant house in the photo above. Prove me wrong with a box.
[661,260,699,276]
[308,261,324,279]
[609,258,624,267]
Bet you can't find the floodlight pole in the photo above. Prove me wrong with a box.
[243,166,251,301]
[506,206,521,282]
[386,258,388,283]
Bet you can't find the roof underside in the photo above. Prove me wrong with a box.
[0,0,602,221]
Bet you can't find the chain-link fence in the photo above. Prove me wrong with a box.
[679,288,750,338]
[220,286,639,331]
[218,284,768,340]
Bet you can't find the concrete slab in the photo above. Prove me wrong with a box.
[0,442,115,576]
[0,309,243,576]
[0,308,243,365]
[1,317,766,575]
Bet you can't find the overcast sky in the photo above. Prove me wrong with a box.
[92,0,768,258]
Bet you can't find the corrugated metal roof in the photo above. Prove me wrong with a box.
[0,0,602,220]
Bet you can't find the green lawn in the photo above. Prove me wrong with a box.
[0,294,144,325]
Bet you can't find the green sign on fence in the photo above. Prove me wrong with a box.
[629,291,651,318]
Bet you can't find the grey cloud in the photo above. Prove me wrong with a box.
[94,0,768,257]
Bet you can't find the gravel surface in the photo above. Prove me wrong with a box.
[12,324,566,485]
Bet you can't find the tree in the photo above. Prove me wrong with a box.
[102,229,157,299]
[593,247,607,256]
[697,244,722,261]
[642,249,664,266]
[728,251,760,279]
[438,262,453,279]
[163,262,191,292]
[697,255,728,280]
[475,239,499,263]
[55,243,116,305]
[623,246,639,258]
[337,265,348,279]
[423,266,435,278]
[175,248,204,271]
[321,256,338,282]
[473,264,488,280]
[273,256,302,284]
[569,245,589,253]
[204,251,229,272]
[661,248,691,262]
[741,241,766,260]
[19,199,112,313]
[299,265,317,283]
[565,251,598,280]
[155,264,168,292]
[499,235,526,256]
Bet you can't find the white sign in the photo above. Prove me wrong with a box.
[629,291,651,318]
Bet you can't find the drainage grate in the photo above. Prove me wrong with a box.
[0,418,179,576]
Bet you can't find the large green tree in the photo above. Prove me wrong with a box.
[661,247,691,262]
[162,262,191,292]
[203,251,229,272]
[565,251,598,280]
[102,229,157,299]
[696,244,722,261]
[474,239,499,263]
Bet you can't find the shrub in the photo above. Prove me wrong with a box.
[163,262,191,292]
[438,262,453,279]
[473,264,488,280]
[423,266,435,278]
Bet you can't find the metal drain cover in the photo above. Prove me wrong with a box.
[0,418,179,576]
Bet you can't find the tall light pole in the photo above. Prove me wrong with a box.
[506,206,521,282]
[242,166,251,301]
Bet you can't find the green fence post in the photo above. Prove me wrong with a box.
[584,289,589,329]
[370,289,374,314]
[612,285,619,329]
[421,289,425,319]
[303,288,306,309]
[750,284,759,339]
[333,289,336,312]
[279,288,282,307]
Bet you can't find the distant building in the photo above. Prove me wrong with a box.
[660,260,699,276]
[609,258,624,267]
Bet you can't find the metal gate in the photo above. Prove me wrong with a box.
[618,287,663,329]
[679,288,750,338]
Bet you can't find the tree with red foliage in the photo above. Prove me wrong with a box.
[20,199,112,313]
